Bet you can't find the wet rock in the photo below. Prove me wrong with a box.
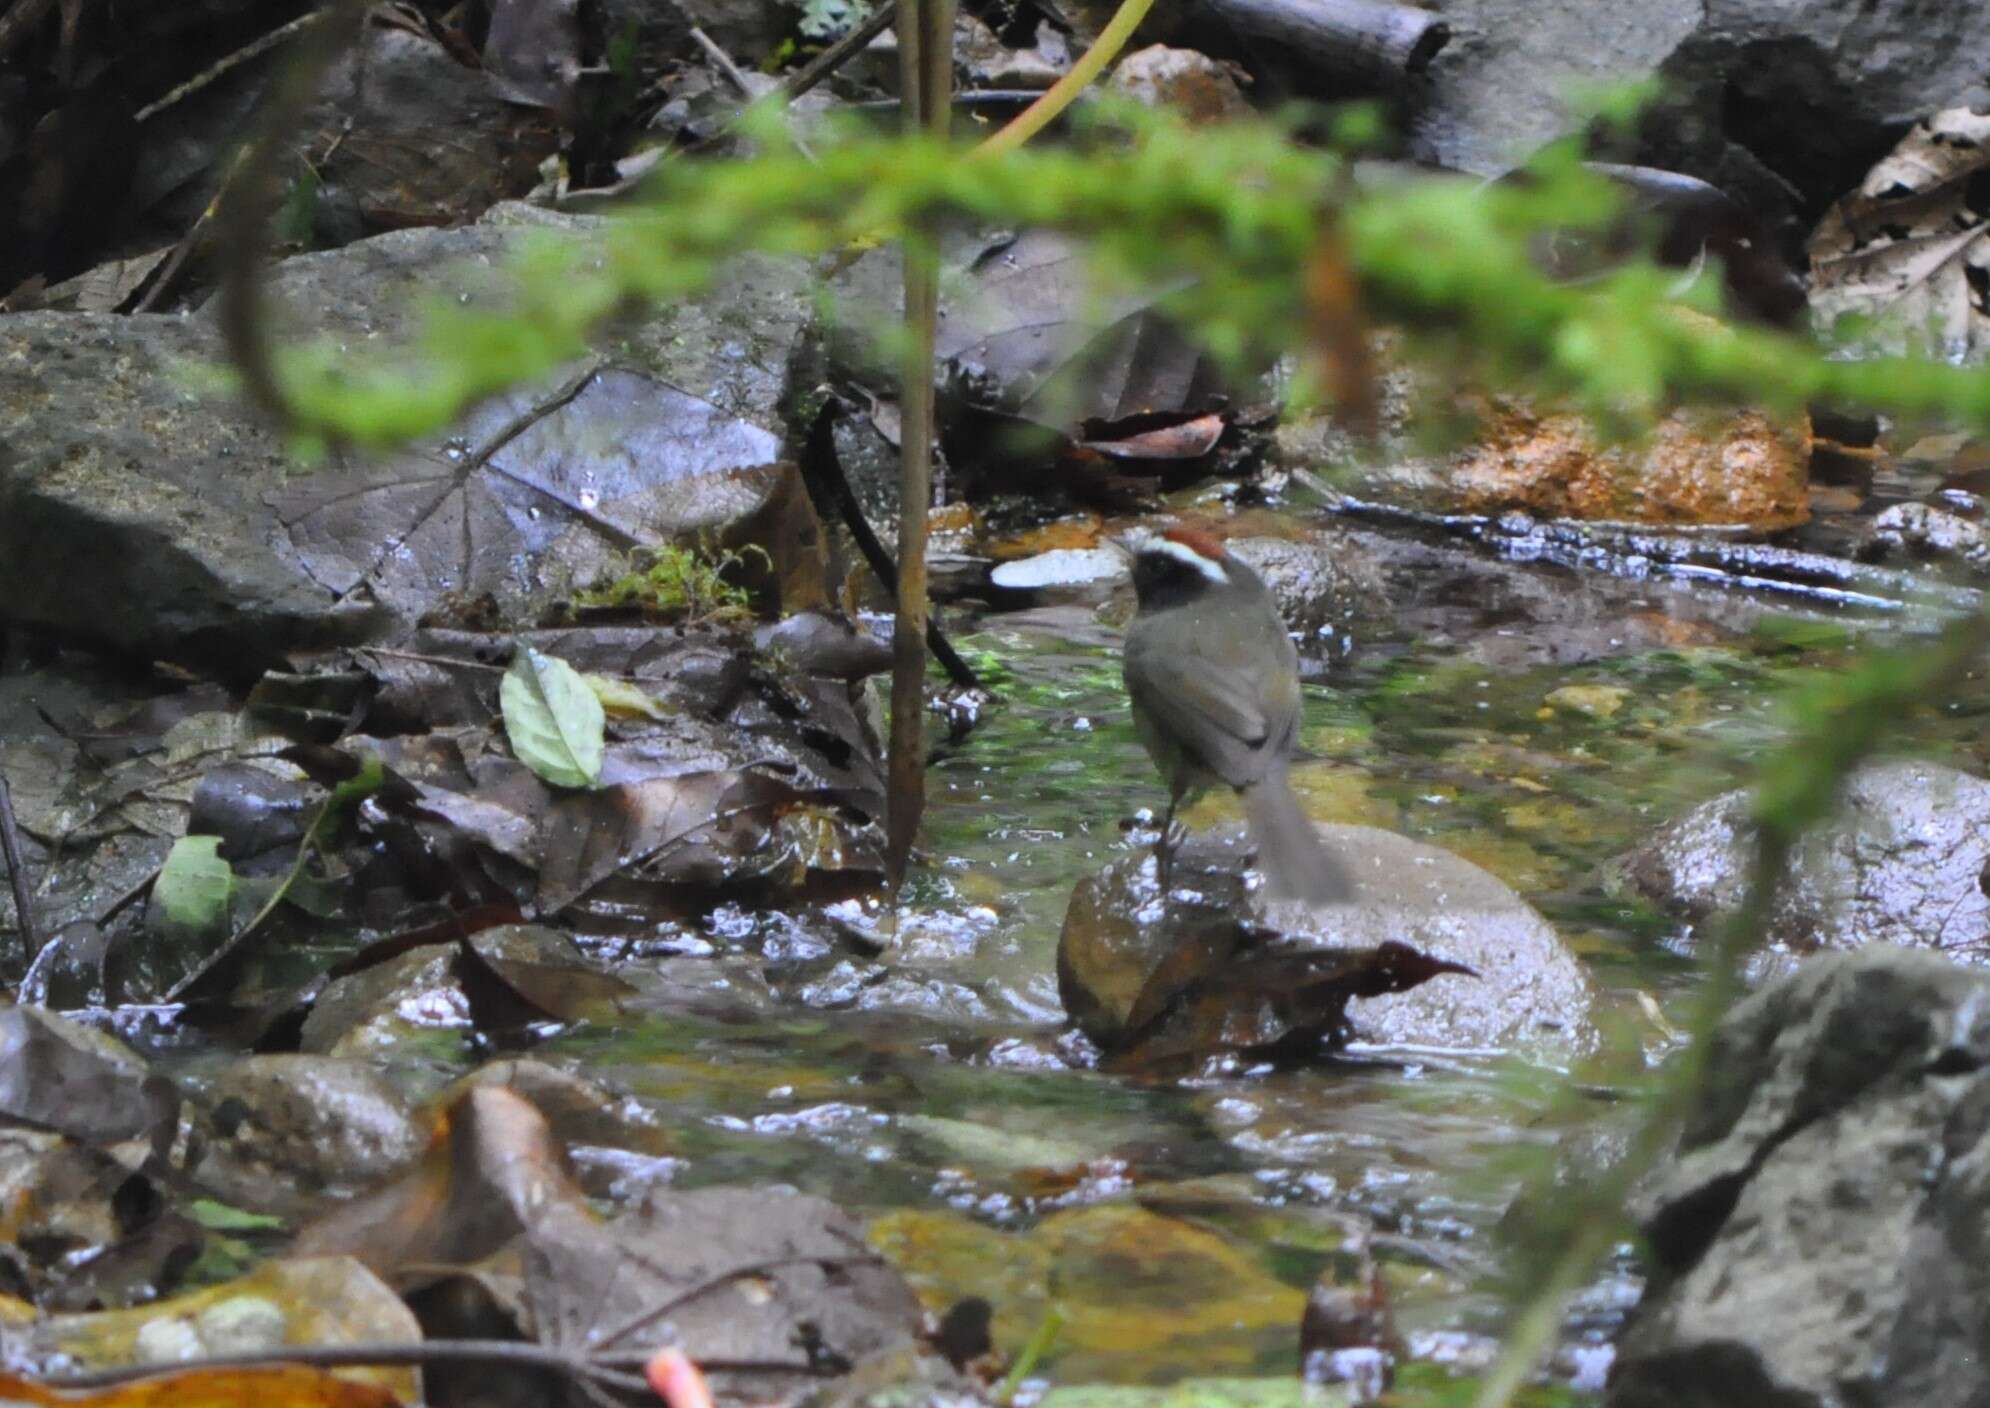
[1447,401,1810,529]
[1110,46,1253,125]
[755,612,893,681]
[0,209,816,669]
[1415,0,1990,244]
[299,924,608,1056]
[1615,760,1990,967]
[1058,824,1596,1061]
[1860,501,1990,576]
[988,547,1130,602]
[0,1005,178,1149]
[184,1055,424,1214]
[958,11,1069,89]
[1277,351,1810,530]
[2,1256,423,1399]
[1610,947,1990,1408]
[296,24,559,242]
[1225,534,1382,661]
[0,313,374,670]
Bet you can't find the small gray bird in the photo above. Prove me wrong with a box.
[1122,526,1350,904]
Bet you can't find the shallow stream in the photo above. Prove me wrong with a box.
[518,519,1990,1393]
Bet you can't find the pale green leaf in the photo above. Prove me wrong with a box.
[154,835,236,936]
[501,646,605,788]
[584,672,671,721]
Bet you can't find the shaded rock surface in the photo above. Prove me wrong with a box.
[1616,760,1990,967]
[1226,534,1384,661]
[1059,822,1596,1059]
[0,207,815,669]
[1417,0,1990,243]
[1611,946,1990,1408]
[183,1054,424,1214]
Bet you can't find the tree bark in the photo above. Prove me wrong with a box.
[1200,0,1449,90]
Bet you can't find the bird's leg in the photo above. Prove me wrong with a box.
[1154,790,1182,895]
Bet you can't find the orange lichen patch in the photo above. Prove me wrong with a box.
[985,514,1104,560]
[928,503,978,534]
[0,1367,402,1408]
[1160,525,1229,561]
[1109,46,1254,127]
[1450,400,1811,529]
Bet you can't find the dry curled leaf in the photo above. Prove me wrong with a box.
[1810,107,1990,360]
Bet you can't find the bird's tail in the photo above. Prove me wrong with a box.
[1242,771,1352,905]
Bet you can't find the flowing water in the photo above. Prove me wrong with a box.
[539,521,1990,1394]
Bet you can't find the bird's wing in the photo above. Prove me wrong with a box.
[1124,652,1275,787]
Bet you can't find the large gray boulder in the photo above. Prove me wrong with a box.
[0,207,814,671]
[1616,760,1990,970]
[1611,946,1990,1408]
[1418,0,1990,241]
[1059,822,1597,1062]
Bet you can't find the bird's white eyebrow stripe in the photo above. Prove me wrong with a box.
[1144,536,1228,583]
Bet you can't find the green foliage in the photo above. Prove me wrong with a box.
[153,835,236,938]
[572,541,766,623]
[251,99,1990,459]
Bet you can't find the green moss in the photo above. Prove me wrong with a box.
[571,541,767,624]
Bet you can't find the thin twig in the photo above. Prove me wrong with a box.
[96,863,163,927]
[778,0,898,102]
[0,772,40,968]
[799,402,982,691]
[966,0,1154,162]
[133,9,330,124]
[690,25,758,99]
[359,645,509,674]
[591,1253,887,1351]
[215,0,370,431]
[36,1340,650,1395]
[690,24,822,166]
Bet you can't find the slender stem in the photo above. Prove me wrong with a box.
[966,0,1156,162]
[799,403,982,690]
[0,772,38,969]
[779,0,898,102]
[996,1304,1066,1404]
[883,0,954,885]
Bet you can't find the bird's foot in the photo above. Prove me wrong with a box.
[1152,821,1189,897]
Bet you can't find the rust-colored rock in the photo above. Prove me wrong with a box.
[1109,46,1254,125]
[1451,399,1811,528]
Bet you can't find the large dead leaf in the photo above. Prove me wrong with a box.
[1809,107,1990,360]
[270,367,785,624]
[0,1006,178,1149]
[937,230,1219,431]
[522,1188,925,1402]
[293,1085,583,1277]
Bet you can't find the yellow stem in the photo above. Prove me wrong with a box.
[966,0,1157,161]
